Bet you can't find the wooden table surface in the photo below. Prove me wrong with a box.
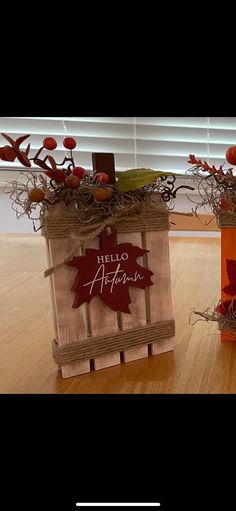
[1,234,235,394]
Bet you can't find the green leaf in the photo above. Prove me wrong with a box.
[115,168,176,192]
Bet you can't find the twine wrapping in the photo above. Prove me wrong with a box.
[42,196,169,239]
[52,319,175,365]
[218,212,236,228]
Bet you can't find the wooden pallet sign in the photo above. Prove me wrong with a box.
[42,153,175,378]
[2,131,177,379]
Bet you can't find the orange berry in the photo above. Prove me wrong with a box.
[104,189,113,200]
[28,188,45,203]
[65,175,80,189]
[92,187,113,201]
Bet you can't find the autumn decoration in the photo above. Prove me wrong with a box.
[188,147,236,340]
[186,151,236,218]
[2,131,188,376]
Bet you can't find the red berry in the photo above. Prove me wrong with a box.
[72,166,86,179]
[226,146,236,165]
[43,137,57,150]
[63,137,77,150]
[94,172,109,184]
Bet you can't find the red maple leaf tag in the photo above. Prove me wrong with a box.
[66,227,154,313]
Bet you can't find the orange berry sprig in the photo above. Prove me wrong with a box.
[0,133,116,204]
[188,154,234,179]
[34,137,77,176]
[0,133,80,178]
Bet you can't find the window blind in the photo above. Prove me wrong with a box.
[0,117,236,175]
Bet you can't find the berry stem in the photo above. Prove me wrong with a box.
[69,149,75,168]
[30,146,43,162]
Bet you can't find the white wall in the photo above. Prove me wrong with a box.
[0,190,34,233]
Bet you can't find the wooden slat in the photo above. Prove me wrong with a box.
[117,232,148,362]
[146,230,174,355]
[221,227,236,342]
[87,237,121,370]
[48,237,90,378]
[90,152,120,369]
[45,238,58,342]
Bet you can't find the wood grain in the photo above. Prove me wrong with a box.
[48,238,90,378]
[87,237,121,370]
[45,238,58,341]
[117,231,148,362]
[0,234,228,394]
[146,230,174,355]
